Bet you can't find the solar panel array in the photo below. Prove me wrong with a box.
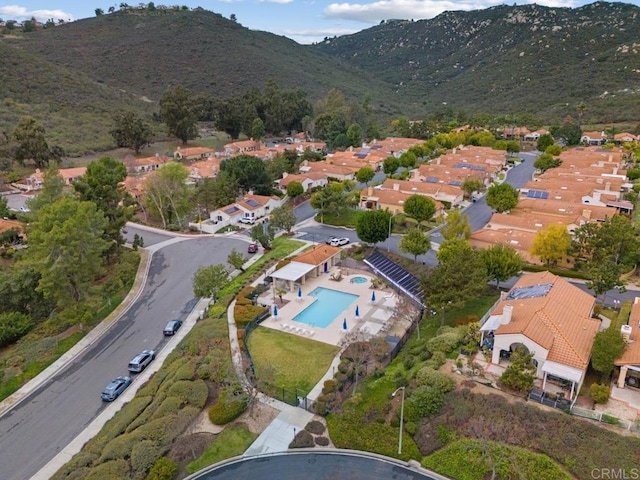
[425,176,439,183]
[224,206,239,214]
[448,180,463,186]
[364,251,424,303]
[527,190,549,199]
[453,163,487,171]
[506,283,553,300]
[371,145,383,150]
[246,199,260,207]
[356,153,368,159]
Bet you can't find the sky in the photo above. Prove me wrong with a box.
[1,1,639,44]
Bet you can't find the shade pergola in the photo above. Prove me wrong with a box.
[541,360,583,400]
[270,261,316,289]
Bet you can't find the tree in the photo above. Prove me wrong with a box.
[26,196,109,308]
[545,144,562,156]
[485,183,518,213]
[461,178,483,200]
[576,102,587,127]
[144,162,192,229]
[399,228,431,263]
[591,328,626,383]
[73,156,131,259]
[499,345,536,392]
[0,197,8,219]
[355,166,375,186]
[286,181,304,199]
[227,249,247,272]
[533,153,561,172]
[586,259,626,302]
[229,13,237,22]
[440,210,471,241]
[192,264,230,303]
[250,223,275,250]
[195,172,239,212]
[355,210,391,245]
[403,194,436,228]
[26,163,67,214]
[480,244,522,289]
[536,134,554,152]
[339,329,388,392]
[95,8,104,15]
[110,111,153,154]
[159,86,199,144]
[310,183,348,223]
[551,123,582,146]
[424,240,487,325]
[383,156,400,175]
[220,155,273,195]
[13,117,53,168]
[270,204,297,233]
[251,117,265,140]
[346,123,363,147]
[531,224,571,266]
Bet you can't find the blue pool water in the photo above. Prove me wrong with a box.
[352,276,368,284]
[293,287,358,328]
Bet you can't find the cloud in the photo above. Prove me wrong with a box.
[259,0,295,3]
[0,5,73,22]
[283,27,360,37]
[324,0,578,24]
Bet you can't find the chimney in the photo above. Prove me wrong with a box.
[596,177,603,184]
[605,182,611,192]
[613,167,618,175]
[393,183,400,191]
[436,157,441,165]
[582,209,592,220]
[502,304,513,325]
[282,172,288,179]
[593,191,602,202]
[609,154,613,162]
[367,186,373,196]
[621,324,632,343]
[452,148,457,155]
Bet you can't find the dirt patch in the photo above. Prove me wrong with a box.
[239,400,280,434]
[168,431,215,478]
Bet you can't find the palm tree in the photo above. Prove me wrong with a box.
[576,102,587,128]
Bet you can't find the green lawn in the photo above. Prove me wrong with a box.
[317,209,360,228]
[186,423,257,474]
[421,291,500,338]
[247,327,339,395]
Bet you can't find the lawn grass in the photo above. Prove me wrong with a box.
[248,327,339,395]
[186,423,257,474]
[421,291,500,338]
[317,209,360,228]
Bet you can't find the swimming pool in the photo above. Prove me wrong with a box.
[293,287,358,328]
[351,276,368,284]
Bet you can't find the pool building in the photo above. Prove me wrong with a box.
[269,244,343,292]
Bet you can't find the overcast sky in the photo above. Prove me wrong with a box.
[1,1,638,44]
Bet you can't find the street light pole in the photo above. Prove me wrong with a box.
[392,386,405,455]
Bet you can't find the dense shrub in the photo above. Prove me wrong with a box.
[208,390,249,425]
[305,420,326,435]
[235,286,255,306]
[234,304,268,324]
[98,432,138,463]
[167,379,208,409]
[322,379,337,395]
[315,436,330,446]
[590,383,611,404]
[425,351,447,369]
[173,362,196,381]
[405,421,418,436]
[415,367,456,393]
[151,396,183,419]
[426,329,464,354]
[0,312,34,347]
[289,429,314,448]
[83,459,130,480]
[131,439,165,476]
[89,396,152,451]
[405,386,446,421]
[146,457,178,480]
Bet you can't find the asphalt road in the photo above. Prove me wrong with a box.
[0,236,246,480]
[192,452,443,480]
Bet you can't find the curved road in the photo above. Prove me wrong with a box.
[190,451,446,480]
[0,233,247,480]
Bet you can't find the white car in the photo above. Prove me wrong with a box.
[330,237,350,247]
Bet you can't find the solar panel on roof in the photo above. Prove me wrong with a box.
[505,283,553,300]
[356,153,368,159]
[527,190,549,199]
[224,206,239,214]
[448,180,463,186]
[364,252,424,306]
[425,176,439,183]
[453,163,486,171]
[371,145,383,150]
[246,199,260,207]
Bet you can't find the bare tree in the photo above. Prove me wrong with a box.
[339,330,388,393]
[393,295,421,338]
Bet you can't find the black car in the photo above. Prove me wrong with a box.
[101,376,132,402]
[163,319,183,336]
[128,350,156,373]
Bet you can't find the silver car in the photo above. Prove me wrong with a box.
[127,350,155,373]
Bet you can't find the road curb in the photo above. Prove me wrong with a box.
[0,248,152,419]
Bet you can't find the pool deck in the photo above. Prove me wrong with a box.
[258,271,401,347]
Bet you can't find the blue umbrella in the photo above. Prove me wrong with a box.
[371,291,376,303]
[298,286,302,298]
[273,305,278,317]
[355,305,360,317]
[343,318,347,330]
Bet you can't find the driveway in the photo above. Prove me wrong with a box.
[0,236,247,480]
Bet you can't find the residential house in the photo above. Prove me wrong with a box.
[480,271,600,400]
[0,218,25,242]
[299,161,355,182]
[25,167,87,191]
[523,129,550,141]
[613,132,637,145]
[469,227,537,263]
[615,297,640,390]
[359,186,444,216]
[580,131,607,145]
[278,172,328,193]
[124,154,170,174]
[122,175,149,202]
[223,139,263,157]
[269,244,342,292]
[173,146,215,161]
[188,158,221,183]
[379,178,464,207]
[198,193,283,233]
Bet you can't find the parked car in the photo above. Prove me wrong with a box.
[330,237,350,247]
[248,242,258,254]
[325,236,337,245]
[163,319,183,336]
[101,376,132,402]
[127,350,156,373]
[239,217,256,224]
